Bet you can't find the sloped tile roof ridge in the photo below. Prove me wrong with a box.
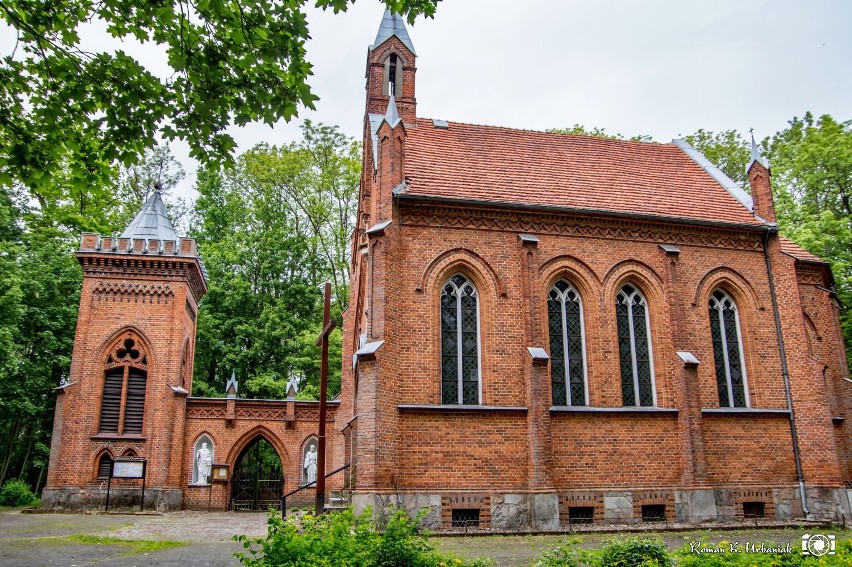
[415,117,669,145]
[404,117,764,227]
[779,235,826,264]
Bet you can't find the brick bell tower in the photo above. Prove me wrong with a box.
[42,189,207,510]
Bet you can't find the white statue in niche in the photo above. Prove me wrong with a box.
[196,442,212,484]
[303,444,317,484]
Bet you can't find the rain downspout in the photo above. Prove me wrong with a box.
[763,227,810,518]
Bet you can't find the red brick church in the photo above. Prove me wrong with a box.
[44,11,852,527]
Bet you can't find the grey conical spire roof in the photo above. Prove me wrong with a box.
[384,94,401,128]
[120,187,178,241]
[747,130,770,173]
[372,10,416,55]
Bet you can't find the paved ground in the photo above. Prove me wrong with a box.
[0,509,269,566]
[1,508,848,566]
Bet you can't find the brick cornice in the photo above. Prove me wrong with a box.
[398,204,764,252]
[77,253,207,303]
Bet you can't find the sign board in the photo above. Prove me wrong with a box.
[111,459,146,479]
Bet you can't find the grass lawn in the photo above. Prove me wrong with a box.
[433,527,852,567]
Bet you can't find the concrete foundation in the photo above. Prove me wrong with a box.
[353,486,851,530]
[41,487,182,512]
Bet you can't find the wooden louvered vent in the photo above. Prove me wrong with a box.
[97,453,113,479]
[99,371,124,433]
[123,370,147,434]
[99,333,149,436]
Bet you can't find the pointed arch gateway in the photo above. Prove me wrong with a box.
[230,432,285,511]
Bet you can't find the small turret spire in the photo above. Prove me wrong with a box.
[372,9,416,55]
[747,128,770,173]
[120,188,178,241]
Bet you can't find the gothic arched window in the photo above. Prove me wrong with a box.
[99,333,148,435]
[616,284,655,406]
[548,281,587,406]
[441,274,480,405]
[709,290,748,407]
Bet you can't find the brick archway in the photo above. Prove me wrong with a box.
[226,425,290,471]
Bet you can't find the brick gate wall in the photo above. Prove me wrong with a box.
[182,398,343,511]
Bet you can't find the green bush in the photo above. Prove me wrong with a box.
[596,538,671,567]
[534,538,587,567]
[0,479,39,507]
[235,508,489,567]
[535,537,671,567]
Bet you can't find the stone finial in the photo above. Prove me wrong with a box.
[746,129,770,173]
[384,94,401,129]
[286,376,298,400]
[226,371,238,399]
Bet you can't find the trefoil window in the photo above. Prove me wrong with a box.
[99,334,148,435]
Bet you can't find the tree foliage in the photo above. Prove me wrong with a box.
[191,121,358,399]
[0,189,81,490]
[684,128,750,188]
[548,124,653,142]
[684,115,852,367]
[0,0,439,195]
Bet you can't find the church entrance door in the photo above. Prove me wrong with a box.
[230,436,283,511]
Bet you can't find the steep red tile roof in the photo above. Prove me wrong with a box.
[401,119,763,226]
[779,236,826,264]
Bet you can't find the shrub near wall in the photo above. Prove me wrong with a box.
[235,509,490,567]
[0,479,39,507]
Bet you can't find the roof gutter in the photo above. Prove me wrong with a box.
[762,226,810,519]
[394,192,769,233]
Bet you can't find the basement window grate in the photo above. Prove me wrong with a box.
[451,508,480,528]
[641,504,666,522]
[568,506,594,524]
[742,501,765,518]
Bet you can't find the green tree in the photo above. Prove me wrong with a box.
[0,192,81,488]
[191,122,358,399]
[548,124,653,142]
[766,113,852,367]
[683,128,750,188]
[0,0,440,196]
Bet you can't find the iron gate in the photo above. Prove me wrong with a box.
[230,438,283,511]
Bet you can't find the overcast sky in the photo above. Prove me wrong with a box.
[7,1,852,198]
[209,0,850,198]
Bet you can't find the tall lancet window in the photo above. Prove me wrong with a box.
[616,284,656,406]
[441,274,480,405]
[709,290,748,407]
[383,53,403,97]
[548,281,587,406]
